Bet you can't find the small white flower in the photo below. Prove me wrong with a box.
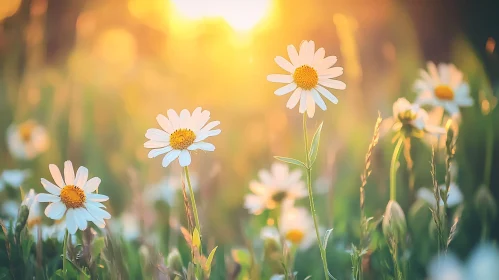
[36,161,111,234]
[6,120,49,160]
[0,169,30,191]
[424,107,460,149]
[144,107,221,168]
[414,62,473,115]
[145,173,198,206]
[382,98,445,138]
[267,40,346,118]
[417,165,463,208]
[1,200,19,221]
[244,162,306,215]
[279,207,316,250]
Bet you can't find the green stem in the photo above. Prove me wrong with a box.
[184,166,202,255]
[484,115,494,188]
[302,114,330,280]
[62,230,68,280]
[390,138,404,201]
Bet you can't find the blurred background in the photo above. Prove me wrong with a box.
[0,0,498,278]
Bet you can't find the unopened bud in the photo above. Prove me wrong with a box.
[166,248,183,274]
[382,200,407,241]
[445,122,455,153]
[15,205,29,235]
[474,185,497,221]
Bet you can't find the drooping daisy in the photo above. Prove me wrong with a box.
[6,120,49,160]
[144,107,221,168]
[36,161,111,234]
[414,62,473,115]
[0,169,30,191]
[279,207,316,250]
[145,173,198,206]
[23,189,50,241]
[417,165,463,208]
[244,162,307,215]
[267,40,346,118]
[382,98,445,139]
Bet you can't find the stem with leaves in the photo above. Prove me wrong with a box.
[390,137,404,201]
[184,166,202,256]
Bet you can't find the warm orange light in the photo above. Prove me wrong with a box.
[171,0,271,31]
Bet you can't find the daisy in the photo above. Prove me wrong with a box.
[0,169,30,191]
[382,98,445,139]
[417,165,463,208]
[279,207,316,250]
[244,162,306,215]
[23,189,50,241]
[424,107,460,149]
[6,120,49,160]
[1,200,19,221]
[267,40,346,118]
[414,62,473,115]
[36,161,111,234]
[144,107,221,168]
[145,173,198,206]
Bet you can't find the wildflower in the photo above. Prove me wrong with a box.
[1,200,19,221]
[424,107,460,149]
[267,40,346,118]
[111,212,140,241]
[36,161,111,234]
[279,207,316,250]
[0,169,30,191]
[144,173,198,206]
[244,162,306,215]
[6,120,49,160]
[23,189,50,241]
[144,107,221,168]
[414,62,473,115]
[382,98,445,139]
[382,200,407,241]
[417,165,463,208]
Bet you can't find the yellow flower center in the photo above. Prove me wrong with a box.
[397,110,416,124]
[19,122,36,142]
[60,185,86,208]
[434,85,454,100]
[271,191,287,203]
[285,229,305,244]
[169,129,196,150]
[293,65,318,90]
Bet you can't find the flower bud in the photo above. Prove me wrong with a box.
[382,200,407,241]
[166,248,183,274]
[474,185,497,221]
[15,205,29,235]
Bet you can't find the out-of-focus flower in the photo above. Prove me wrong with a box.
[111,212,140,241]
[23,189,49,241]
[279,207,316,250]
[244,162,306,215]
[414,62,473,115]
[44,219,76,242]
[144,107,221,168]
[424,107,460,149]
[145,173,198,206]
[267,40,346,118]
[314,175,332,195]
[381,98,445,138]
[36,161,110,234]
[382,200,407,241]
[6,120,49,160]
[428,243,499,280]
[417,165,463,208]
[1,200,19,221]
[0,169,30,191]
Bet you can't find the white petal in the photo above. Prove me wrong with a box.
[148,146,173,158]
[298,91,307,113]
[315,85,339,104]
[319,79,347,90]
[275,83,297,96]
[195,109,211,131]
[188,142,215,151]
[49,164,65,188]
[86,200,107,209]
[144,140,169,149]
[73,209,88,230]
[195,129,221,142]
[162,150,181,167]
[87,193,109,202]
[317,56,337,71]
[286,88,302,109]
[438,63,450,84]
[78,207,96,222]
[306,92,316,118]
[312,47,325,66]
[179,150,192,167]
[86,203,111,220]
[64,161,75,186]
[65,209,78,234]
[45,202,66,220]
[311,89,327,110]
[167,109,180,129]
[156,114,174,133]
[41,178,61,195]
[84,177,101,193]
[319,67,343,79]
[267,74,293,83]
[179,109,190,122]
[74,166,88,188]
[145,128,169,141]
[287,44,300,66]
[275,56,295,73]
[444,103,460,115]
[199,121,220,133]
[427,61,440,83]
[36,193,60,203]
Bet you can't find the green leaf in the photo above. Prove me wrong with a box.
[308,122,323,165]
[92,237,106,258]
[274,156,307,168]
[193,228,201,248]
[204,246,218,273]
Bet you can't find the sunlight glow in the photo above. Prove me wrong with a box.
[171,0,271,31]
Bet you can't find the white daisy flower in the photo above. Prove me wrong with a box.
[1,200,19,221]
[23,189,51,241]
[381,98,445,138]
[244,162,306,215]
[36,161,111,234]
[144,107,221,168]
[0,169,30,191]
[279,207,316,250]
[6,120,49,160]
[267,40,346,118]
[417,165,463,208]
[414,62,473,115]
[145,173,198,206]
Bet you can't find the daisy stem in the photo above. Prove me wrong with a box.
[302,114,330,280]
[62,230,68,279]
[184,166,202,253]
[390,137,404,201]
